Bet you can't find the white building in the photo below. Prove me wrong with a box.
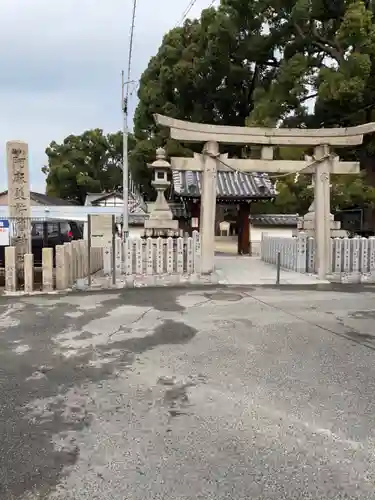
[249,214,298,256]
[84,191,148,238]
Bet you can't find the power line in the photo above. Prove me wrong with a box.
[175,0,199,27]
[125,0,137,107]
[122,0,138,240]
[176,0,217,27]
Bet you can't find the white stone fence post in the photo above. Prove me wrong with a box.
[261,233,375,282]
[261,233,308,273]
[122,232,201,276]
[324,236,375,283]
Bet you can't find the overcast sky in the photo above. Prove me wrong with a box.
[0,0,215,193]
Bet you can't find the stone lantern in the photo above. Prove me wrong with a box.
[296,159,347,237]
[144,147,179,237]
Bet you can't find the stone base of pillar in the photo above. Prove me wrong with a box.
[144,218,180,238]
[297,207,348,239]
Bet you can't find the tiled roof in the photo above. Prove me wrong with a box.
[84,193,103,206]
[0,190,78,206]
[250,214,298,226]
[85,190,147,214]
[172,170,275,199]
[30,192,80,205]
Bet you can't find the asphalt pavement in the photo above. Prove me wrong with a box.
[1,284,375,499]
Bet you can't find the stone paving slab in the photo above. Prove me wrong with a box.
[75,271,220,291]
[214,255,329,285]
[75,256,328,291]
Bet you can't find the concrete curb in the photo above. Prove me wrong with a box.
[73,273,220,291]
[4,280,375,298]
[1,273,219,297]
[4,271,369,297]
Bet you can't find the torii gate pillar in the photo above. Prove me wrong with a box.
[314,145,331,280]
[200,141,218,274]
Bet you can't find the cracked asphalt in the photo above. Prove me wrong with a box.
[1,284,375,499]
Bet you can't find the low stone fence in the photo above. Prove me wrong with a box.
[4,240,103,293]
[3,233,201,292]
[325,236,375,282]
[121,232,201,276]
[261,233,375,282]
[260,233,307,273]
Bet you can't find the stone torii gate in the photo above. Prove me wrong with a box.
[154,114,375,279]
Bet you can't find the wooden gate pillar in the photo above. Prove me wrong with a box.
[237,202,250,255]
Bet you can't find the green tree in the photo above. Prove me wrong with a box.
[251,174,313,215]
[248,0,375,167]
[251,145,375,214]
[42,129,136,204]
[132,0,285,173]
[244,0,375,223]
[331,173,375,210]
[251,172,375,215]
[249,0,375,118]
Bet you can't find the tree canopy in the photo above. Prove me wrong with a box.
[43,130,137,204]
[132,0,375,212]
[249,0,375,151]
[251,172,375,215]
[42,0,375,214]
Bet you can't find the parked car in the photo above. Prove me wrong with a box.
[31,220,83,265]
[0,220,83,267]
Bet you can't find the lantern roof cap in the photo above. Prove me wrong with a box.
[148,147,171,169]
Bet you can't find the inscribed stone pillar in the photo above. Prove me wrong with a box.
[200,141,218,274]
[24,254,34,293]
[75,241,83,278]
[64,242,73,286]
[71,241,79,281]
[5,246,16,292]
[6,141,31,275]
[55,245,66,290]
[314,144,331,279]
[42,247,53,292]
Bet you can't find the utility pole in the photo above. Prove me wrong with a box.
[121,0,137,241]
[121,70,129,241]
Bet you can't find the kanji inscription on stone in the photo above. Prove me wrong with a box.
[6,141,31,272]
